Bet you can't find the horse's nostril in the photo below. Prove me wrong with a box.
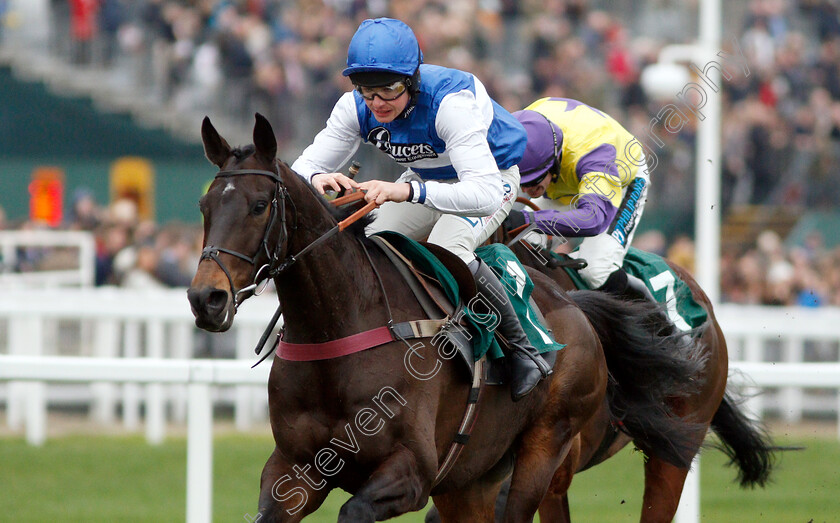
[187,287,230,317]
[207,289,229,311]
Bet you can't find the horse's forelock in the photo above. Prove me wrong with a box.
[232,144,255,160]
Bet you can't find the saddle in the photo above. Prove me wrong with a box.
[369,232,562,385]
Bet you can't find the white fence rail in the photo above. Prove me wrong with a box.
[3,293,838,433]
[0,288,280,441]
[716,304,840,425]
[0,230,96,287]
[0,356,270,523]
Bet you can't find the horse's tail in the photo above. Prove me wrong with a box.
[568,290,708,468]
[710,392,777,488]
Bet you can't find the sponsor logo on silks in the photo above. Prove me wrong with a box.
[610,178,646,246]
[367,127,439,163]
[502,182,514,203]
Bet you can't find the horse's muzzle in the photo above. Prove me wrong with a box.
[187,285,234,332]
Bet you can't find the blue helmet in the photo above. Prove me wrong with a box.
[343,18,423,81]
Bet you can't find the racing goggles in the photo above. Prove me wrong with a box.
[519,160,559,188]
[355,81,407,101]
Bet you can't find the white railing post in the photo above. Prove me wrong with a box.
[91,319,119,424]
[187,380,213,523]
[781,336,804,423]
[235,326,257,431]
[19,316,46,445]
[675,457,700,523]
[169,323,192,424]
[25,380,47,446]
[146,320,166,444]
[6,315,27,430]
[743,334,763,420]
[123,320,141,430]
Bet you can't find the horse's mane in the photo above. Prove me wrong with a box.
[230,144,373,239]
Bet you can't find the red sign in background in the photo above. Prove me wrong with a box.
[29,167,65,227]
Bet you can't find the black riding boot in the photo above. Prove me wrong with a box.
[599,269,692,343]
[469,259,553,401]
[599,268,660,302]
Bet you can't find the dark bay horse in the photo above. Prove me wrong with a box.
[187,114,705,522]
[507,234,777,522]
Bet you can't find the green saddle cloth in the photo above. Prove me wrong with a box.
[372,232,565,360]
[557,247,707,330]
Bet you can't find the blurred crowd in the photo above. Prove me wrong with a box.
[3,0,840,305]
[48,0,840,213]
[630,228,839,306]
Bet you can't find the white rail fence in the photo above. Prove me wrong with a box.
[716,303,840,426]
[0,356,270,523]
[2,292,838,438]
[0,288,280,443]
[0,230,95,288]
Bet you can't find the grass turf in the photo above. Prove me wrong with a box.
[0,432,838,522]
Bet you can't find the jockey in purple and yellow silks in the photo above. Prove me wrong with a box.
[505,97,654,302]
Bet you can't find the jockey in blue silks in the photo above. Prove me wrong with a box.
[292,18,552,401]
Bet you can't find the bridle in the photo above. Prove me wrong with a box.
[199,161,292,309]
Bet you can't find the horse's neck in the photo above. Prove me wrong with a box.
[274,196,385,344]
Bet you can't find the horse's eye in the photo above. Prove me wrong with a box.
[252,201,269,216]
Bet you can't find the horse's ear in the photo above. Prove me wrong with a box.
[201,116,232,168]
[253,113,277,164]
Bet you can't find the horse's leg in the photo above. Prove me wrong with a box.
[338,445,431,523]
[537,434,581,523]
[257,448,330,523]
[639,457,691,523]
[432,477,505,523]
[500,420,576,523]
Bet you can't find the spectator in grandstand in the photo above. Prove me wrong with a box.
[66,187,102,232]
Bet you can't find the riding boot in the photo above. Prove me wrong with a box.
[599,268,692,346]
[469,259,553,402]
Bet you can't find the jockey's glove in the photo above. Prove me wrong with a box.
[502,209,527,232]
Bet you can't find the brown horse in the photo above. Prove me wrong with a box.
[508,234,776,522]
[187,114,705,522]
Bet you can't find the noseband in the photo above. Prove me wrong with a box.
[200,162,291,308]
